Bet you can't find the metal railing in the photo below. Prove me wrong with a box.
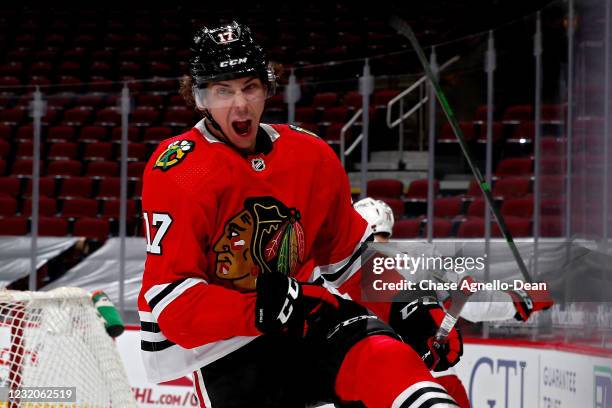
[386,55,460,153]
[339,56,459,168]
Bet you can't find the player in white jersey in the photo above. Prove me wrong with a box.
[353,197,554,407]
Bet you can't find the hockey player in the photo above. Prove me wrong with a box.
[139,21,460,408]
[353,197,554,408]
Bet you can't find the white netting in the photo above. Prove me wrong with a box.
[0,287,136,407]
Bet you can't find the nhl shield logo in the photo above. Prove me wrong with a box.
[251,158,265,172]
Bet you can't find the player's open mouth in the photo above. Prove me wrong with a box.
[232,120,252,136]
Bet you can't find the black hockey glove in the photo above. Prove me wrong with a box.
[254,273,346,335]
[389,296,463,372]
[255,273,303,334]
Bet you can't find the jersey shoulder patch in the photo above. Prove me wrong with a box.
[153,140,195,171]
[288,124,320,139]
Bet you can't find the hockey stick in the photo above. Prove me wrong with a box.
[390,16,534,285]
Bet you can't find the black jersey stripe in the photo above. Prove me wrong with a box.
[141,339,176,352]
[415,397,459,408]
[398,386,458,408]
[320,234,373,282]
[140,321,161,333]
[147,278,188,310]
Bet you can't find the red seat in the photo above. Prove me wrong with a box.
[434,197,463,218]
[464,180,483,199]
[143,127,173,143]
[495,158,533,177]
[493,177,531,199]
[0,177,21,196]
[321,107,349,123]
[15,124,34,141]
[47,160,82,177]
[541,104,563,122]
[73,217,110,241]
[97,177,120,198]
[541,138,565,155]
[510,121,535,142]
[62,108,92,126]
[501,198,533,218]
[101,199,137,219]
[0,124,12,139]
[75,95,106,109]
[128,143,147,161]
[132,108,160,126]
[25,177,56,197]
[405,179,439,201]
[162,109,194,127]
[367,179,403,199]
[427,218,454,238]
[0,216,28,235]
[15,141,35,158]
[0,139,9,158]
[502,217,532,237]
[48,142,78,160]
[0,159,5,175]
[11,159,40,176]
[313,92,339,109]
[110,126,140,142]
[0,108,26,125]
[457,218,485,238]
[132,178,143,198]
[47,125,76,141]
[0,196,17,216]
[343,91,362,109]
[79,126,108,142]
[84,142,113,161]
[540,216,563,237]
[392,219,422,238]
[295,107,317,123]
[22,197,57,216]
[62,198,98,218]
[457,216,531,238]
[503,104,533,122]
[59,177,93,198]
[322,123,344,143]
[128,161,147,178]
[438,122,476,142]
[541,198,563,216]
[540,175,565,198]
[373,90,400,107]
[0,76,20,87]
[94,107,121,127]
[137,94,164,108]
[87,161,119,177]
[466,199,488,217]
[540,158,565,175]
[476,122,504,143]
[38,216,69,236]
[378,198,404,219]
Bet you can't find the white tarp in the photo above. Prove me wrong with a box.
[0,236,79,288]
[43,237,146,321]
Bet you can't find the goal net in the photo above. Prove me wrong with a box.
[0,287,136,407]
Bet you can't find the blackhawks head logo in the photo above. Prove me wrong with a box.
[213,197,306,292]
[153,140,195,171]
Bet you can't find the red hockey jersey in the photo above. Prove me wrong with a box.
[138,120,372,382]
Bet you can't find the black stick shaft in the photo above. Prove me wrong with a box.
[391,16,533,283]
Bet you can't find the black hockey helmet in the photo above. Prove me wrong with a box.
[190,21,276,93]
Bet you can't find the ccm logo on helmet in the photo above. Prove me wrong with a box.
[220,58,248,67]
